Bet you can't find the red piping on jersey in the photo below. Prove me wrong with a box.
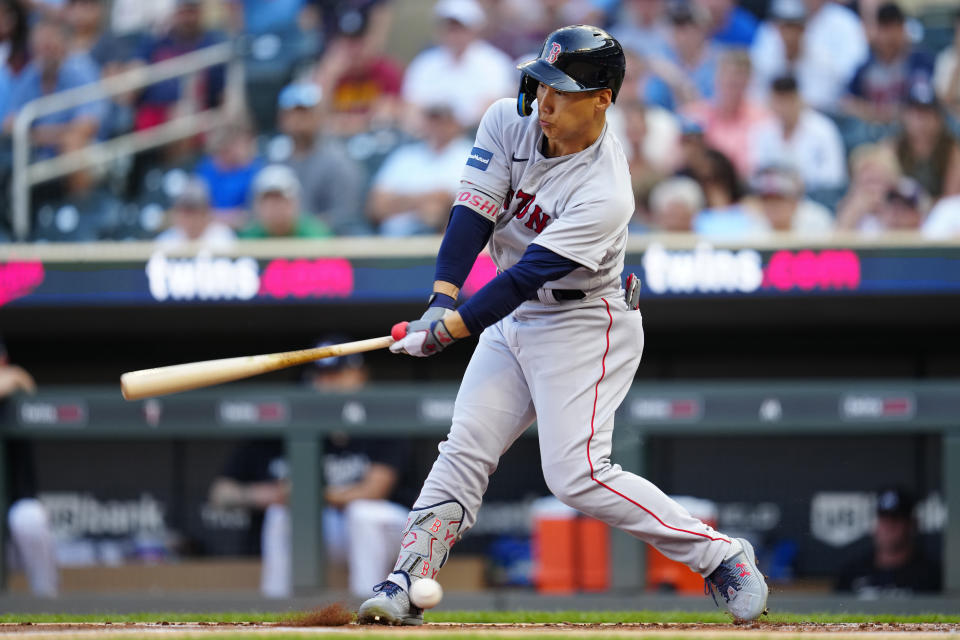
[587,298,730,544]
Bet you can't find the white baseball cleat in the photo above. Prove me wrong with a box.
[357,579,424,626]
[704,538,769,621]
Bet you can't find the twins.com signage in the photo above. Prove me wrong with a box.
[1,244,960,308]
[640,243,861,295]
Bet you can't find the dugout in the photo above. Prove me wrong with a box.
[1,234,959,594]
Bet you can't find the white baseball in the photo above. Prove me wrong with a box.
[409,578,443,608]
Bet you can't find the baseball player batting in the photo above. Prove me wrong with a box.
[358,25,768,624]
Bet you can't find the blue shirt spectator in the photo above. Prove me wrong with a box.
[848,51,934,111]
[195,114,264,225]
[610,0,672,60]
[3,20,105,159]
[844,2,934,125]
[66,0,139,70]
[642,75,677,111]
[648,3,721,110]
[7,52,104,127]
[196,156,264,211]
[708,0,758,47]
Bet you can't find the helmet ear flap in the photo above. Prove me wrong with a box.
[517,74,538,116]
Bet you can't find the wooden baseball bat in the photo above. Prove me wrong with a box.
[120,335,396,401]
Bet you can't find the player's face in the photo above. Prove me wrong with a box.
[536,83,610,154]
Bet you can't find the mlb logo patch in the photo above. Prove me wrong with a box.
[466,147,493,171]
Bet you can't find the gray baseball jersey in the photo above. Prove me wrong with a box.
[454,98,634,298]
[387,98,734,590]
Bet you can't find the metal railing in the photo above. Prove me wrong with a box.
[10,41,243,241]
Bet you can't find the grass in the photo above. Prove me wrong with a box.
[2,611,960,625]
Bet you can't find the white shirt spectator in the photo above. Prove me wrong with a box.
[155,221,236,251]
[403,40,515,128]
[922,194,960,239]
[371,136,475,235]
[749,108,847,191]
[750,2,868,111]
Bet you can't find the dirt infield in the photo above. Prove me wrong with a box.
[2,621,960,639]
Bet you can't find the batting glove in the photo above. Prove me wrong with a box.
[390,318,458,357]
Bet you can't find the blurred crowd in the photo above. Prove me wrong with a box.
[3,0,960,244]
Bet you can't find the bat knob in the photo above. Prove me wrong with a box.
[391,321,409,341]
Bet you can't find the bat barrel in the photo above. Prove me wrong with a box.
[120,336,395,400]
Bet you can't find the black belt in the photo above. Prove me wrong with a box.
[530,289,586,302]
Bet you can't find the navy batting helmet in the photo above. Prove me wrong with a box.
[516,25,626,116]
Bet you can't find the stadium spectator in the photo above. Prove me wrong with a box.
[751,0,867,113]
[933,10,960,120]
[673,117,713,179]
[692,148,769,237]
[154,176,236,250]
[312,9,404,136]
[240,164,333,239]
[269,83,369,235]
[609,0,671,60]
[843,2,934,127]
[367,101,472,235]
[66,0,139,139]
[844,175,927,235]
[648,176,704,232]
[748,75,847,196]
[0,341,57,598]
[750,0,807,104]
[617,48,674,112]
[700,0,758,47]
[873,177,928,232]
[835,488,941,594]
[649,3,720,108]
[747,164,833,235]
[892,81,960,200]
[195,112,264,227]
[683,50,769,177]
[618,99,677,225]
[209,346,413,598]
[836,142,903,231]
[2,18,105,161]
[401,0,515,128]
[133,0,225,132]
[66,0,137,71]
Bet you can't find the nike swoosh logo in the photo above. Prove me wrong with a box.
[511,154,528,162]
